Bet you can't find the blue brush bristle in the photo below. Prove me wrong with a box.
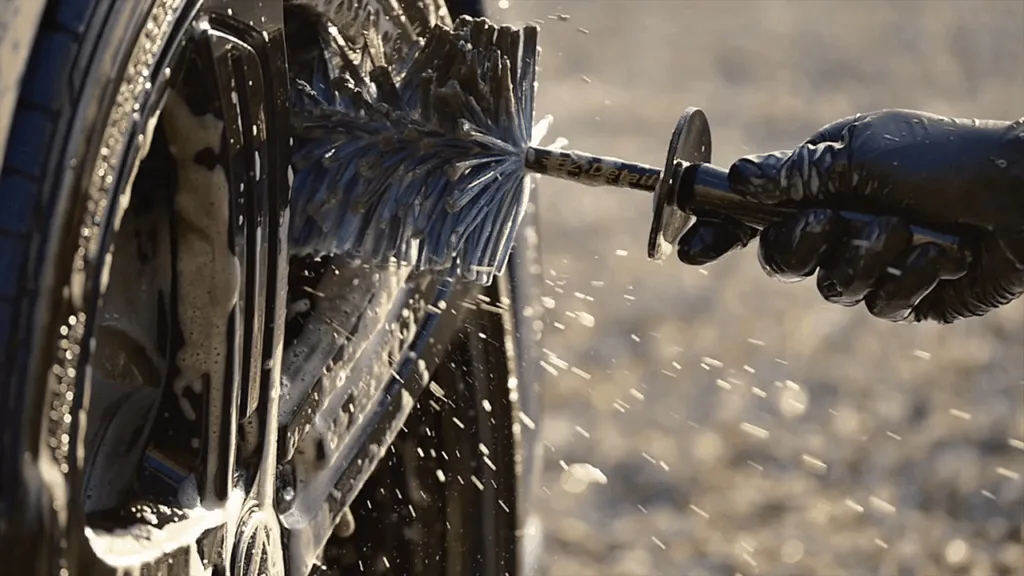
[288,16,539,285]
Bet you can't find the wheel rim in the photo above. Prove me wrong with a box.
[61,2,293,573]
[10,1,528,574]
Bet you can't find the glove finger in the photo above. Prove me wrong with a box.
[816,216,913,306]
[863,243,946,322]
[757,208,839,281]
[912,235,1024,323]
[676,219,758,266]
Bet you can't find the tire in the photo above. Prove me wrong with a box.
[0,0,542,574]
[0,2,212,573]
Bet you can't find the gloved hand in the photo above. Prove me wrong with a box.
[676,109,1024,323]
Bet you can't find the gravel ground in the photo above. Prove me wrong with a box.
[496,2,1024,575]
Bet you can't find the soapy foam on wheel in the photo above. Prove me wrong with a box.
[85,488,246,575]
[161,90,240,421]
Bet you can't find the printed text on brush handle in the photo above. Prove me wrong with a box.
[525,147,662,191]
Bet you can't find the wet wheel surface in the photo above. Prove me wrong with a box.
[0,0,542,574]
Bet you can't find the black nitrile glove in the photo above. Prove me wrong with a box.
[676,110,1024,323]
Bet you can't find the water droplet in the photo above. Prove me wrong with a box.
[781,540,804,564]
[559,463,607,493]
[740,422,770,439]
[779,385,808,418]
[945,539,970,566]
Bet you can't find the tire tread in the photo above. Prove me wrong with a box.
[0,0,102,367]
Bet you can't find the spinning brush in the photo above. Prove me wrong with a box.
[289,16,970,285]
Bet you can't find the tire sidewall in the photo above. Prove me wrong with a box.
[0,1,200,568]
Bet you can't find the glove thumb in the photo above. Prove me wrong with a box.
[727,150,792,204]
[728,141,847,206]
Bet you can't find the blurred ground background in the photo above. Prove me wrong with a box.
[494,1,1024,574]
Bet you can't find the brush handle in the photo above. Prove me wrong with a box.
[525,145,974,274]
[679,162,974,275]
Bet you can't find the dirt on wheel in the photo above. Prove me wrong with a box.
[498,1,1024,574]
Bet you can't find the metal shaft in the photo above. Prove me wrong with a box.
[524,146,663,192]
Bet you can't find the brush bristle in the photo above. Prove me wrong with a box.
[289,15,539,284]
